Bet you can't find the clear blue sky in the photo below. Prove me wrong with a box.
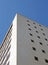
[0,0,48,45]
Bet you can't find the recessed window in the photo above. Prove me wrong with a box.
[41,28,43,31]
[39,24,42,27]
[34,56,39,61]
[34,26,37,29]
[29,33,33,36]
[33,22,36,24]
[32,47,36,51]
[41,49,46,53]
[36,31,39,33]
[37,36,40,39]
[45,38,48,41]
[39,42,43,45]
[45,59,48,63]
[27,20,29,22]
[27,24,30,26]
[28,28,31,31]
[31,39,34,43]
[42,33,45,36]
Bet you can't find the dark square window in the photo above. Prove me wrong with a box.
[34,56,39,61]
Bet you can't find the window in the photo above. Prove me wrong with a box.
[41,28,43,31]
[37,36,40,39]
[32,47,36,51]
[28,28,31,31]
[42,33,45,36]
[31,39,34,43]
[29,33,33,36]
[41,49,46,53]
[45,38,48,41]
[36,31,39,33]
[33,22,36,24]
[39,24,42,27]
[34,26,37,29]
[27,24,30,26]
[45,59,48,63]
[39,42,43,45]
[34,56,39,61]
[27,20,29,22]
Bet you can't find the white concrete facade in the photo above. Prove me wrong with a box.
[0,14,48,65]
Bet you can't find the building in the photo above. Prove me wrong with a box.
[0,13,48,65]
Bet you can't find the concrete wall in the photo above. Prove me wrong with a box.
[17,14,48,65]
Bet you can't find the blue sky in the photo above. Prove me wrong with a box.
[0,0,48,44]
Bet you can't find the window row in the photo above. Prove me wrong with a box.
[34,56,48,63]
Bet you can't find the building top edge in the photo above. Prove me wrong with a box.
[0,13,48,48]
[16,13,48,28]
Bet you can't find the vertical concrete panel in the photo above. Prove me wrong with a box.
[10,14,17,65]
